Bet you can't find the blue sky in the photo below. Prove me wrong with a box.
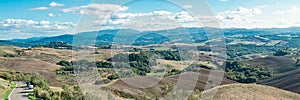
[1,0,300,39]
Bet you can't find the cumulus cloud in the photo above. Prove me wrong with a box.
[64,3,300,31]
[63,4,203,31]
[0,19,77,39]
[78,9,203,32]
[49,2,64,7]
[29,7,49,11]
[274,7,300,15]
[216,7,263,28]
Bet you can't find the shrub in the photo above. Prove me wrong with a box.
[107,74,119,80]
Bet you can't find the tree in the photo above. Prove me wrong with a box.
[107,74,119,80]
[0,72,11,80]
[30,73,49,90]
[274,49,289,56]
[57,60,72,67]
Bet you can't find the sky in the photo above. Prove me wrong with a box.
[1,0,300,39]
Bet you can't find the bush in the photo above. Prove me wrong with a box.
[3,53,15,57]
[107,74,119,80]
[164,69,181,77]
[274,49,289,56]
[57,60,72,67]
[95,61,113,68]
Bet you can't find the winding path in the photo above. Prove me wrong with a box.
[9,81,32,100]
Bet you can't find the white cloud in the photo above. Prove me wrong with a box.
[183,5,193,9]
[49,2,64,7]
[0,19,77,39]
[47,13,60,17]
[274,7,300,15]
[47,13,55,17]
[217,7,263,28]
[64,4,300,31]
[29,7,49,10]
[80,10,203,32]
[63,4,199,32]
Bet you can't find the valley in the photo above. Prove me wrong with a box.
[0,27,300,99]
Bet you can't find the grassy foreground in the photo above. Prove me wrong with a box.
[1,82,16,100]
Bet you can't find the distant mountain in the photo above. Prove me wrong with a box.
[133,33,170,45]
[0,40,30,47]
[2,27,300,47]
[10,37,46,43]
[29,34,74,45]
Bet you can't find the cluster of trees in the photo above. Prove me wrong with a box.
[296,58,300,67]
[110,52,153,76]
[0,71,31,82]
[96,61,113,68]
[110,50,181,76]
[226,44,278,59]
[2,49,23,57]
[164,69,181,77]
[273,48,289,56]
[225,61,272,83]
[184,63,214,72]
[3,53,17,57]
[33,42,72,49]
[107,74,119,80]
[56,50,182,79]
[127,48,143,52]
[95,43,112,49]
[57,60,114,70]
[32,83,86,100]
[150,51,181,61]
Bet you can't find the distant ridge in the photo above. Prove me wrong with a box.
[2,27,300,47]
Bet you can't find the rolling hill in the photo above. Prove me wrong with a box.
[244,56,297,74]
[0,58,64,86]
[258,68,300,94]
[199,84,300,100]
[106,69,236,99]
[0,27,300,48]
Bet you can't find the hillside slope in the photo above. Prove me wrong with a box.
[244,56,297,74]
[200,84,300,100]
[258,68,300,94]
[0,58,64,86]
[107,69,236,99]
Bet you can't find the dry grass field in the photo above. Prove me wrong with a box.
[258,68,300,94]
[0,58,64,86]
[106,69,236,99]
[200,84,300,100]
[244,56,297,74]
